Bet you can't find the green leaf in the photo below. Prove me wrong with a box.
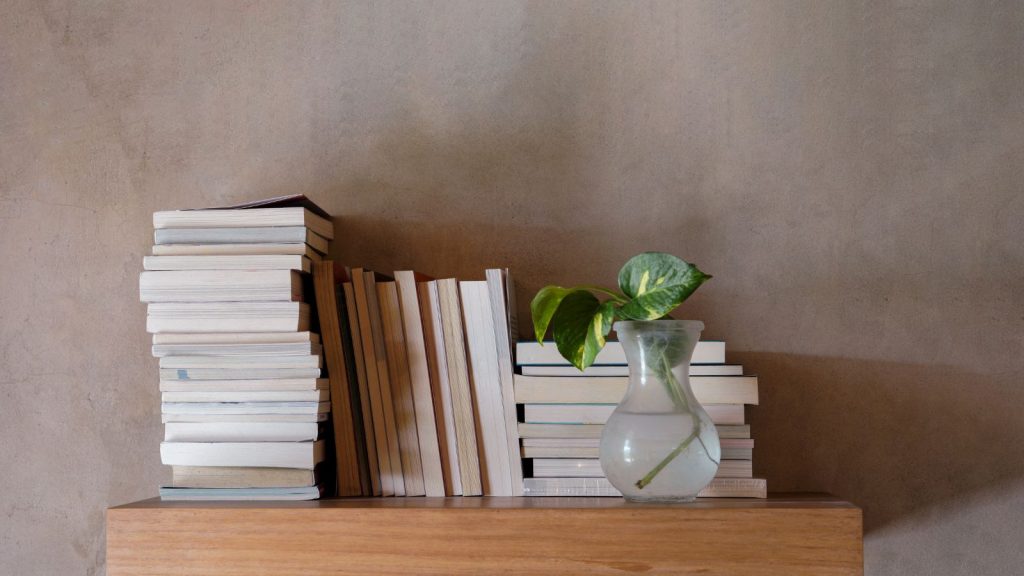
[617,252,711,320]
[551,291,614,371]
[530,286,574,343]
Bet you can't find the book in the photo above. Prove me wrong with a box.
[160,440,326,469]
[162,413,328,423]
[161,389,329,403]
[520,444,751,460]
[153,332,320,345]
[516,340,726,366]
[313,260,363,497]
[418,280,463,496]
[158,355,322,369]
[520,438,754,450]
[161,402,330,415]
[485,268,525,496]
[159,367,321,380]
[154,227,329,254]
[170,466,320,489]
[344,281,381,496]
[143,255,311,272]
[513,375,759,405]
[522,477,767,498]
[154,204,334,240]
[164,422,325,442]
[351,269,399,496]
[522,403,746,426]
[531,458,752,479]
[146,302,310,333]
[159,486,324,501]
[159,378,326,392]
[139,269,303,302]
[436,278,482,496]
[378,280,426,496]
[517,423,751,440]
[459,280,514,496]
[395,271,446,497]
[152,243,323,260]
[519,364,744,377]
[152,336,321,357]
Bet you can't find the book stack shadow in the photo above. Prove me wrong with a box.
[514,341,767,498]
[141,197,334,500]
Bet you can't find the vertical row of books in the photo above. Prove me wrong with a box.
[140,197,335,500]
[513,341,767,498]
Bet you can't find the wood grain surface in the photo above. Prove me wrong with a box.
[107,495,862,575]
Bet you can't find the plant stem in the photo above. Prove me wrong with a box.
[577,285,629,304]
[634,352,719,490]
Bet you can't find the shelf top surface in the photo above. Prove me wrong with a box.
[112,493,857,511]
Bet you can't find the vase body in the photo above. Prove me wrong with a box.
[599,320,721,502]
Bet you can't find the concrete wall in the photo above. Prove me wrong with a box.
[2,1,1022,574]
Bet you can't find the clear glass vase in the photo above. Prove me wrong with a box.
[599,320,721,502]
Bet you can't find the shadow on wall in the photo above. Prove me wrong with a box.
[736,352,1024,535]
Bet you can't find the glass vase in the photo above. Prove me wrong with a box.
[599,320,721,502]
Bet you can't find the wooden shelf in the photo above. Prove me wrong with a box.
[107,493,862,575]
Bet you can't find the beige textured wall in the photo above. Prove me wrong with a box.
[1,1,1022,574]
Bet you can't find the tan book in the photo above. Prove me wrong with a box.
[344,281,381,495]
[351,269,397,496]
[313,261,363,496]
[514,375,759,406]
[517,423,751,440]
[160,441,326,469]
[485,269,525,496]
[436,278,482,496]
[171,466,318,489]
[378,281,426,496]
[151,243,322,260]
[395,271,446,497]
[418,280,462,496]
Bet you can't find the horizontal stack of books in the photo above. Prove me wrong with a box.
[514,340,767,498]
[141,197,335,500]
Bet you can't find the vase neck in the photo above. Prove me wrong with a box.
[615,321,703,411]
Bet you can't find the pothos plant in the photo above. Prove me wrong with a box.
[530,252,713,489]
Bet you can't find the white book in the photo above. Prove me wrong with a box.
[516,340,726,366]
[163,421,324,442]
[153,341,321,358]
[154,227,329,254]
[516,423,751,440]
[159,367,321,380]
[161,389,329,403]
[459,281,513,496]
[522,403,745,426]
[158,355,322,369]
[153,332,319,345]
[152,243,322,259]
[154,206,334,240]
[139,269,302,303]
[519,364,744,377]
[520,445,751,460]
[531,459,752,479]
[522,477,767,498]
[485,269,525,496]
[159,486,323,501]
[161,401,330,415]
[160,441,325,469]
[396,271,445,497]
[162,413,328,423]
[521,438,754,449]
[513,375,759,405]
[419,280,463,496]
[146,303,310,334]
[159,378,326,392]
[144,255,311,273]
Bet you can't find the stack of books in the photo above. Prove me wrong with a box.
[140,197,335,501]
[514,340,767,498]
